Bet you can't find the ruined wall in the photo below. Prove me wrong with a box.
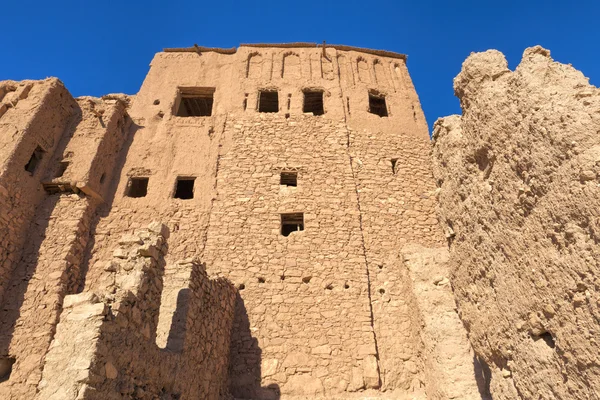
[38,223,236,400]
[0,43,481,400]
[0,79,76,306]
[0,88,130,399]
[433,46,600,399]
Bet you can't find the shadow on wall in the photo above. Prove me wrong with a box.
[473,355,492,400]
[229,293,280,400]
[0,194,59,381]
[76,118,141,293]
[165,288,190,352]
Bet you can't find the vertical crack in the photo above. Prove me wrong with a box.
[337,61,381,387]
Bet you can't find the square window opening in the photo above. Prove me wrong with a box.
[369,92,388,117]
[55,161,70,178]
[25,146,45,174]
[391,158,398,175]
[258,90,279,113]
[174,178,195,200]
[303,90,324,115]
[175,87,215,117]
[280,172,297,187]
[281,213,304,236]
[127,177,149,198]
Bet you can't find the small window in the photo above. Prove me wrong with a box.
[55,161,70,178]
[280,172,297,187]
[281,213,304,236]
[126,177,148,198]
[391,158,398,175]
[258,90,278,113]
[303,90,324,115]
[25,146,45,174]
[174,177,195,200]
[368,92,388,117]
[175,87,215,117]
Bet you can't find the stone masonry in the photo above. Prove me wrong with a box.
[0,43,481,399]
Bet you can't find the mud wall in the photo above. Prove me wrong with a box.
[433,46,600,399]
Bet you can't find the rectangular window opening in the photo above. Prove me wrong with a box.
[55,161,70,178]
[303,90,324,116]
[25,146,45,174]
[258,90,279,113]
[280,172,297,187]
[174,177,195,200]
[126,177,149,198]
[175,87,215,117]
[281,213,304,237]
[391,158,398,175]
[369,92,388,117]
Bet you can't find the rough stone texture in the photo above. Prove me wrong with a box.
[433,46,600,399]
[38,224,236,399]
[0,43,480,399]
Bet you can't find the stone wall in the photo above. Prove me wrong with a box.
[0,43,481,399]
[37,223,236,400]
[433,46,600,399]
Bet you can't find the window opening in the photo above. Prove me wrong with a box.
[175,87,215,117]
[258,90,278,113]
[391,158,398,175]
[174,177,195,200]
[126,177,149,198]
[280,172,297,187]
[303,90,324,115]
[243,94,248,111]
[25,146,45,174]
[55,161,70,178]
[368,92,388,117]
[281,213,304,236]
[287,94,291,110]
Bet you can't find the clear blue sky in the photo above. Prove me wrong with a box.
[3,0,598,131]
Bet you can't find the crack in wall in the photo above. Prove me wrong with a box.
[336,61,382,387]
[199,114,228,258]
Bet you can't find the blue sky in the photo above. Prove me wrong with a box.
[3,0,598,131]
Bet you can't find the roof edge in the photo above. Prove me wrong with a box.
[163,43,407,60]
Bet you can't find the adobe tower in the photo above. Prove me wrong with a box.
[0,44,481,399]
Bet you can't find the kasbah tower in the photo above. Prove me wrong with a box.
[0,44,482,399]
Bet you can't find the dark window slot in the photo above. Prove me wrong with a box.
[258,91,279,113]
[175,88,215,117]
[391,158,398,175]
[126,177,149,198]
[280,172,297,187]
[281,213,304,236]
[25,146,45,174]
[303,90,324,115]
[369,92,388,117]
[174,178,195,200]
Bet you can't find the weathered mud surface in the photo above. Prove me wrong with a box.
[433,46,600,399]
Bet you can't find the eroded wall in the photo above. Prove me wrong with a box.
[433,46,600,399]
[0,43,480,399]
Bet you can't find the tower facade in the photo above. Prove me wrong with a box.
[0,44,480,399]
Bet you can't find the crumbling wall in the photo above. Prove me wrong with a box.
[0,81,130,399]
[0,79,76,306]
[402,244,483,400]
[37,223,236,399]
[433,46,600,399]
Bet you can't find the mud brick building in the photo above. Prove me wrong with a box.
[0,44,481,399]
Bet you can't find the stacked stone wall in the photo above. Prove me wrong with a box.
[38,223,236,400]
